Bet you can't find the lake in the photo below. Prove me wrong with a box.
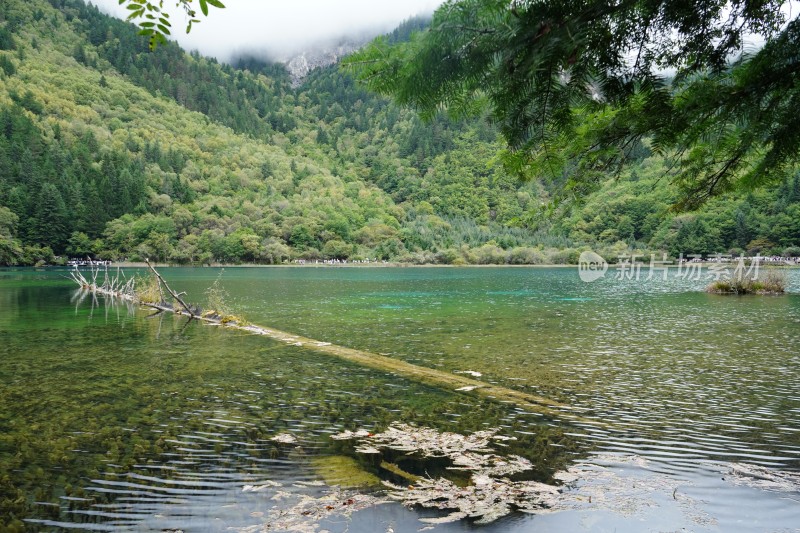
[1,266,799,532]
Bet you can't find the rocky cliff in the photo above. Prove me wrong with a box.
[283,38,367,86]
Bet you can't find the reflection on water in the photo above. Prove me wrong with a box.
[1,267,799,531]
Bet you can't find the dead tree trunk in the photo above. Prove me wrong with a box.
[145,259,199,317]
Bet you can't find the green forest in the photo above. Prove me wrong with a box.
[0,0,799,266]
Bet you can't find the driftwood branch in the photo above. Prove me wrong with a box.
[69,261,199,318]
[145,259,197,317]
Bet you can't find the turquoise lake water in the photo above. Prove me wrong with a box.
[1,266,799,531]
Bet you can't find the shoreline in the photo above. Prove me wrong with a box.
[111,262,579,269]
[63,261,800,269]
[7,260,800,270]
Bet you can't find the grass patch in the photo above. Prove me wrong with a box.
[135,272,162,304]
[707,269,787,294]
[204,270,232,316]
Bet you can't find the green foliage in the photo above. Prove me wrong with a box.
[562,159,800,258]
[119,0,225,50]
[0,0,798,267]
[0,54,15,76]
[322,239,353,260]
[21,243,57,266]
[782,246,800,258]
[0,26,15,50]
[135,271,162,303]
[346,0,797,209]
[0,95,150,258]
[66,231,94,257]
[29,183,69,250]
[0,206,17,237]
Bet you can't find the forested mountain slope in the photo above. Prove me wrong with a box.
[0,0,798,266]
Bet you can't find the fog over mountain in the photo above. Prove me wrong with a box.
[91,0,442,61]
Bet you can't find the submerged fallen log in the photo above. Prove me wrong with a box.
[237,322,599,423]
[71,262,599,425]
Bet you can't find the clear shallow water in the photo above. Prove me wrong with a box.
[1,266,799,532]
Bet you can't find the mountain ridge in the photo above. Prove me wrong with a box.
[0,0,799,267]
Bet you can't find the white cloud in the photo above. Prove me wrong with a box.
[90,0,442,60]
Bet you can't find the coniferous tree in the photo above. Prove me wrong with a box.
[0,26,14,50]
[347,0,797,209]
[0,55,15,76]
[30,183,69,252]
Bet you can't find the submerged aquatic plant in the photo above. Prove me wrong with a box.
[332,423,559,524]
[236,486,387,533]
[329,424,799,529]
[721,463,800,492]
[310,456,382,488]
[334,422,500,458]
[383,475,559,525]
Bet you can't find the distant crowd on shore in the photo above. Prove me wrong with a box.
[67,259,113,267]
[292,258,389,265]
[63,255,798,268]
[679,254,799,264]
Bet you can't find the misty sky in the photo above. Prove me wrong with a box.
[91,0,444,60]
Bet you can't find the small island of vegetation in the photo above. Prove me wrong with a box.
[706,269,788,295]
